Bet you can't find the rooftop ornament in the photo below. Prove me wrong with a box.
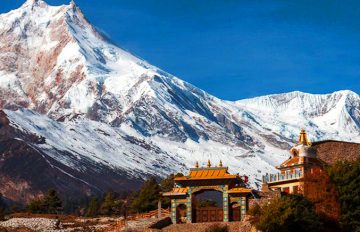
[207,160,211,168]
[298,128,312,146]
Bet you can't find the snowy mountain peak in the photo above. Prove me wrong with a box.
[69,0,76,7]
[22,0,45,7]
[0,1,359,191]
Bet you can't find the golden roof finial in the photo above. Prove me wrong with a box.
[219,160,223,167]
[195,161,199,168]
[298,128,311,146]
[207,160,211,168]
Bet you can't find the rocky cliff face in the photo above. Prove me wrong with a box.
[312,140,360,165]
[0,0,360,203]
[0,110,143,204]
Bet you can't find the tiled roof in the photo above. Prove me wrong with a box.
[174,167,239,181]
[277,156,325,169]
[228,187,252,194]
[162,188,188,196]
[279,157,301,168]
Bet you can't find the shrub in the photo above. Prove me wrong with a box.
[27,189,63,214]
[248,203,261,224]
[327,157,360,232]
[255,194,323,232]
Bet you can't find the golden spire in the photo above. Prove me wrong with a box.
[207,160,211,168]
[298,129,311,146]
[219,160,223,167]
[195,161,199,168]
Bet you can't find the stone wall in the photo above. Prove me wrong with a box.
[151,221,257,232]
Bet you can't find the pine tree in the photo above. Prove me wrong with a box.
[42,189,63,214]
[27,199,44,214]
[160,173,184,192]
[27,189,63,214]
[160,173,184,208]
[99,192,122,216]
[85,197,99,217]
[130,177,161,213]
[100,192,115,216]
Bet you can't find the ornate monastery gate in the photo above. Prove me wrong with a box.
[163,160,251,224]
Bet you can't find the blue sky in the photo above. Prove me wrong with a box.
[2,0,360,100]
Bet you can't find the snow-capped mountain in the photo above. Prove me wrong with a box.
[1,0,360,202]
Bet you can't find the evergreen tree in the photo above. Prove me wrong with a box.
[160,173,184,208]
[327,157,360,232]
[27,189,63,214]
[160,173,184,192]
[42,189,63,214]
[99,192,122,216]
[86,197,99,217]
[130,177,161,213]
[27,199,44,214]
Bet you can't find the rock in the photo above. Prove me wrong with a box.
[0,218,60,231]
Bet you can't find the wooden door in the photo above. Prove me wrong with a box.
[195,207,223,222]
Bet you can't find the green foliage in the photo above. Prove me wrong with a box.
[85,197,99,217]
[27,189,63,214]
[255,195,324,232]
[159,173,184,192]
[327,157,360,232]
[27,199,44,214]
[99,192,122,216]
[42,189,63,214]
[130,177,161,213]
[159,173,184,208]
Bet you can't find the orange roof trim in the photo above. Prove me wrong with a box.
[162,188,188,196]
[174,167,239,181]
[228,187,252,194]
[278,156,301,168]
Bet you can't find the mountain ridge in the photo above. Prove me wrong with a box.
[0,1,360,203]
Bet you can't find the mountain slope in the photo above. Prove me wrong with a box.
[0,0,360,203]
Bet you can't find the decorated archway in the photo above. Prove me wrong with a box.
[229,202,241,221]
[193,189,223,223]
[163,160,251,224]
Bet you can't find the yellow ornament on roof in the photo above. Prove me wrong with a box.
[195,161,199,168]
[207,160,211,168]
[298,129,311,146]
[219,160,223,167]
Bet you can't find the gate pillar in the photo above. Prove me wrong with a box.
[170,199,176,224]
[223,191,229,222]
[240,196,247,220]
[186,192,192,223]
